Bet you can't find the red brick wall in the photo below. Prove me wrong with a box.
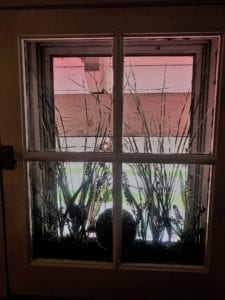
[55,92,190,137]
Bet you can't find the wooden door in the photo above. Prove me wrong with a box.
[0,3,225,300]
[0,174,7,299]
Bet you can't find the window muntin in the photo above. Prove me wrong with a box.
[22,35,219,267]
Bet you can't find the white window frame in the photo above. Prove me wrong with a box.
[21,34,220,270]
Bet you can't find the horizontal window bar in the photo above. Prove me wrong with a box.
[119,153,216,164]
[22,151,216,164]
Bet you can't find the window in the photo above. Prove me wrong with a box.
[21,35,220,266]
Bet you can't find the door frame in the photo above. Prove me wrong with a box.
[0,172,7,299]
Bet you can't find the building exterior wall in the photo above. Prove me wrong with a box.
[55,93,190,136]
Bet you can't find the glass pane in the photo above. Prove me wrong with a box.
[122,163,211,265]
[29,161,113,261]
[123,38,216,154]
[27,38,113,152]
[54,56,113,152]
[123,55,194,154]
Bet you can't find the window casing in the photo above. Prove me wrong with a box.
[21,35,220,268]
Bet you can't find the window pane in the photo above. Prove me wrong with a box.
[29,161,113,261]
[123,38,217,154]
[122,163,211,265]
[53,56,113,152]
[122,55,194,154]
[26,38,113,152]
